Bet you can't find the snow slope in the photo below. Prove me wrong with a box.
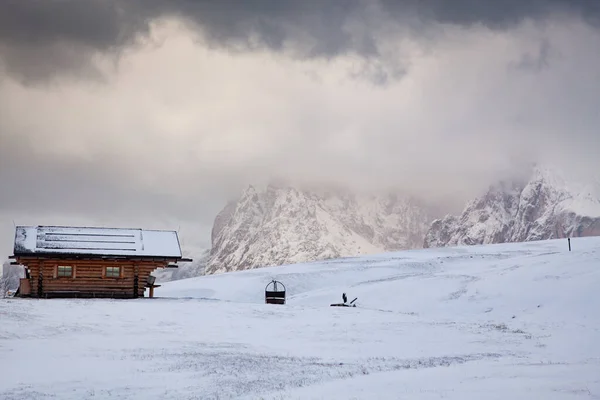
[1,237,599,399]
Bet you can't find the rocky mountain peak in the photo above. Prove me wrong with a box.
[205,184,434,274]
[424,166,600,248]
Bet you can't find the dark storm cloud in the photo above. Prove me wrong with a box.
[157,0,380,57]
[0,1,139,48]
[393,0,600,29]
[0,0,151,83]
[1,0,600,83]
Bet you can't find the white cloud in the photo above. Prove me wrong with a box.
[1,15,600,257]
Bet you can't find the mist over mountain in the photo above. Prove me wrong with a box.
[205,183,436,274]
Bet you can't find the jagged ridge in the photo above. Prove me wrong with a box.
[205,184,434,274]
[424,167,600,248]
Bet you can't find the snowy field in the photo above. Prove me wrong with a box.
[1,238,599,399]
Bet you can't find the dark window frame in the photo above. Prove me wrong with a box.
[57,265,73,278]
[105,266,121,278]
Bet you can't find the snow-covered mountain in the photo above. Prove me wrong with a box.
[205,184,434,274]
[424,166,600,248]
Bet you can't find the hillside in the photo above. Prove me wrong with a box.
[206,184,433,274]
[2,237,599,399]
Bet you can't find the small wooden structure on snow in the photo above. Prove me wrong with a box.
[9,226,191,299]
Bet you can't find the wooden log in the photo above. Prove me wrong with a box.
[148,284,161,298]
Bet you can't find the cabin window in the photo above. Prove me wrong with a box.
[57,265,73,277]
[105,266,121,278]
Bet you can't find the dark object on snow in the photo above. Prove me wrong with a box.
[331,293,357,307]
[265,280,286,304]
[568,237,571,251]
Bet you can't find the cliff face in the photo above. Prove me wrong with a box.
[424,167,600,248]
[205,185,433,274]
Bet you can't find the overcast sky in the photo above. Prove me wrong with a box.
[1,0,600,259]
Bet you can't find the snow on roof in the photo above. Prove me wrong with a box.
[13,226,183,258]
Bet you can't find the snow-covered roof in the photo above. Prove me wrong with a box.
[13,226,183,259]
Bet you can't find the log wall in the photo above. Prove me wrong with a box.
[15,257,170,298]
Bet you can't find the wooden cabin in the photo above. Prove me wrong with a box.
[9,225,192,299]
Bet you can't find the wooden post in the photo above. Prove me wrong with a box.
[147,280,161,298]
[38,261,44,298]
[568,237,571,251]
[133,263,139,298]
